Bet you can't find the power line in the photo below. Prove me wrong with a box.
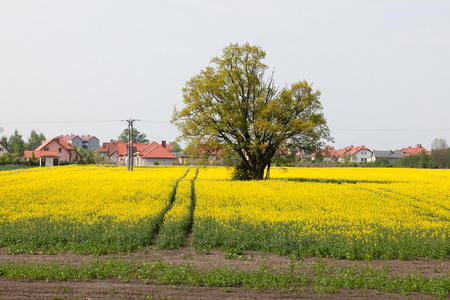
[1,119,172,125]
[0,120,122,125]
[332,128,450,132]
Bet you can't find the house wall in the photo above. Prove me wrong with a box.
[69,137,83,148]
[354,150,372,163]
[43,140,71,162]
[143,158,174,166]
[87,138,100,151]
[40,157,59,167]
[0,145,9,157]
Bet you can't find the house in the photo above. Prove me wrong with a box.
[335,146,355,163]
[369,150,403,163]
[80,135,100,150]
[349,145,372,163]
[295,149,313,162]
[335,145,372,163]
[311,145,337,162]
[33,137,83,162]
[398,144,430,156]
[131,141,176,166]
[0,142,10,158]
[99,140,176,166]
[178,146,224,166]
[60,135,83,148]
[60,134,100,151]
[24,150,59,166]
[98,140,128,164]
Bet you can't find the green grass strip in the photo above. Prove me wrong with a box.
[157,168,199,249]
[1,259,450,298]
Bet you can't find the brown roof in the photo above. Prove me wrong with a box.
[335,146,355,157]
[398,144,430,156]
[24,150,59,159]
[138,142,176,159]
[349,145,370,155]
[36,137,75,151]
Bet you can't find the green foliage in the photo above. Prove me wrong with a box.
[1,258,449,298]
[172,42,332,180]
[7,129,26,156]
[0,153,37,166]
[157,168,199,249]
[394,153,436,168]
[313,150,324,162]
[431,149,450,169]
[169,141,183,154]
[231,160,252,181]
[118,127,149,144]
[430,139,450,169]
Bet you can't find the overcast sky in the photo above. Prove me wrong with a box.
[1,0,449,150]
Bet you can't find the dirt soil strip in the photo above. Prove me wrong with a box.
[0,277,437,300]
[1,243,450,299]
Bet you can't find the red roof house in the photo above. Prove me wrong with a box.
[398,144,430,156]
[28,137,83,163]
[24,150,60,166]
[311,145,337,162]
[133,141,176,166]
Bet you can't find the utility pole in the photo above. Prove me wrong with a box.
[121,118,139,171]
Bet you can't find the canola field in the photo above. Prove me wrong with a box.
[0,165,189,254]
[194,167,450,259]
[1,165,450,259]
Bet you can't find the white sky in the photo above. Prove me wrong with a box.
[1,0,449,150]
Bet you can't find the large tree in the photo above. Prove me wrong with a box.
[431,138,450,169]
[118,127,149,144]
[8,129,25,156]
[172,43,332,180]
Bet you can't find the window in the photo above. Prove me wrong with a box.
[0,148,3,152]
[44,148,49,151]
[59,148,62,153]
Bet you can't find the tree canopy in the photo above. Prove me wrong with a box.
[118,127,149,144]
[172,43,332,180]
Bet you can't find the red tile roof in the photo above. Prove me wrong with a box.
[24,150,59,159]
[36,137,75,151]
[349,145,370,155]
[335,146,355,157]
[398,144,430,156]
[138,142,176,159]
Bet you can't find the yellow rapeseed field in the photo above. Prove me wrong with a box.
[1,165,449,259]
[193,167,450,259]
[0,165,188,254]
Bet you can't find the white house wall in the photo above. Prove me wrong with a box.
[354,150,372,162]
[144,158,174,166]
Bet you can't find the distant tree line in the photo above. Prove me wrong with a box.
[0,129,46,165]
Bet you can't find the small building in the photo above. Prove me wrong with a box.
[80,135,100,151]
[60,134,100,151]
[0,142,10,158]
[311,145,337,162]
[335,145,372,163]
[398,144,430,156]
[369,150,403,163]
[33,137,83,162]
[24,150,59,166]
[60,135,83,148]
[132,141,176,166]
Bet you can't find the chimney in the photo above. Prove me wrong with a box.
[161,140,166,148]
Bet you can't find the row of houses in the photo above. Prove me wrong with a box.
[311,144,431,163]
[99,140,176,166]
[20,136,178,166]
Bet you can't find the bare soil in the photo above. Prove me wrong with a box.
[1,241,449,299]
